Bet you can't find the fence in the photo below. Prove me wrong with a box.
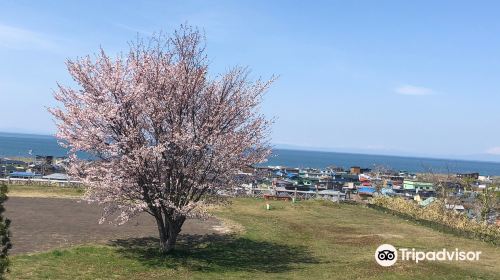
[0,178,83,187]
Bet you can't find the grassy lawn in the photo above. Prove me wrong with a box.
[6,184,84,199]
[8,198,500,279]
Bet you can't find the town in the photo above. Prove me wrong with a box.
[2,1,500,278]
[239,165,499,225]
[2,155,498,226]
[0,155,78,185]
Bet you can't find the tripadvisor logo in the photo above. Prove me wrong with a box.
[375,244,482,267]
[375,244,397,267]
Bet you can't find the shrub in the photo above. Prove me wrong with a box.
[0,183,11,278]
[371,196,500,245]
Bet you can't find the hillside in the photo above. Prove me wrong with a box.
[8,198,500,279]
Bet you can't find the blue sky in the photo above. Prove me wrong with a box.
[1,0,500,160]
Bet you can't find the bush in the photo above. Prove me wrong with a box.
[371,196,500,245]
[0,183,11,278]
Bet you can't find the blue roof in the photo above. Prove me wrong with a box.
[358,187,375,193]
[9,171,38,177]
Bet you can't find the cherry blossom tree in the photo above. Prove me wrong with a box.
[50,25,274,253]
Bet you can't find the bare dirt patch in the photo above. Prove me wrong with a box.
[5,197,224,255]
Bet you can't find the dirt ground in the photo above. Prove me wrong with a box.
[5,197,222,255]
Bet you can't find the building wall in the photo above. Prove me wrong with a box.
[403,180,434,191]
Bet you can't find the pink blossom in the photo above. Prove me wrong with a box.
[50,25,274,252]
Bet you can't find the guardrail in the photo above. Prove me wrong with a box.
[0,178,82,186]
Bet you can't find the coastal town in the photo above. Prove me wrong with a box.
[2,154,499,226]
[2,1,500,278]
[0,155,77,185]
[241,165,499,225]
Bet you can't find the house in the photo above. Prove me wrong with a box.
[478,175,492,183]
[317,190,346,202]
[273,179,294,189]
[35,155,54,165]
[360,168,372,174]
[0,158,26,166]
[357,186,376,196]
[328,166,345,173]
[316,178,334,189]
[254,166,274,177]
[9,171,41,179]
[42,173,69,181]
[445,204,466,212]
[403,180,434,191]
[456,173,479,180]
[350,166,361,175]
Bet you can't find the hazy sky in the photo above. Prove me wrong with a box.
[1,0,500,159]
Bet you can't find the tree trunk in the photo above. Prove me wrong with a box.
[155,214,186,254]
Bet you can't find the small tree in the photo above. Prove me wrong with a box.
[50,25,274,253]
[418,165,458,199]
[476,184,498,222]
[370,165,390,193]
[460,177,476,193]
[0,183,11,277]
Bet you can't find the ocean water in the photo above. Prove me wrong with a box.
[2,132,500,175]
[0,132,68,158]
[264,149,500,176]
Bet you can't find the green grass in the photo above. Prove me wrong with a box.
[6,184,84,198]
[8,199,500,279]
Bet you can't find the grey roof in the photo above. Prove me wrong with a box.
[42,173,69,181]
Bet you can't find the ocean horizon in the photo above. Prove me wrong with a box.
[2,131,500,175]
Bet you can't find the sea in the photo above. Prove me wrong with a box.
[2,132,500,175]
